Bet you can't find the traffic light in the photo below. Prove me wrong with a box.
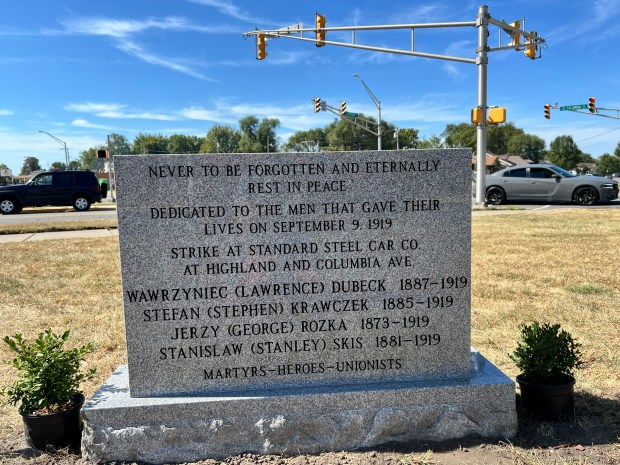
[470,107,483,124]
[314,97,321,113]
[524,31,537,59]
[588,97,596,113]
[340,101,346,116]
[257,34,267,60]
[315,13,326,47]
[97,149,108,159]
[487,107,506,125]
[544,104,551,119]
[508,20,521,47]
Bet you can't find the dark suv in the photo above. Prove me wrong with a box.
[0,170,103,214]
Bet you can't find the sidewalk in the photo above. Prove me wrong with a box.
[0,228,118,243]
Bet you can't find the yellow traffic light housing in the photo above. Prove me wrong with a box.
[487,107,506,125]
[340,101,346,116]
[97,149,108,159]
[257,34,267,60]
[315,13,326,47]
[314,97,321,113]
[508,20,521,47]
[544,104,551,119]
[588,97,596,113]
[524,31,537,59]
[471,108,483,124]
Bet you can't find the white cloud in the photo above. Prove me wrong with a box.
[116,40,213,81]
[65,102,124,113]
[57,16,229,80]
[60,16,229,38]
[71,119,116,130]
[186,0,263,23]
[65,102,178,121]
[0,109,13,116]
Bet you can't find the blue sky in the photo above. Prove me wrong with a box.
[2,0,620,174]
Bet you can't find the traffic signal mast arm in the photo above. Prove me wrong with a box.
[244,16,544,64]
[320,101,380,136]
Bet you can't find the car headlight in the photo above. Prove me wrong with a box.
[601,183,616,189]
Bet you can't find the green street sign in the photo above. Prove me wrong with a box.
[559,104,587,111]
[344,111,359,117]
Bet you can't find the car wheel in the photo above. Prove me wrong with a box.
[73,196,91,211]
[573,186,599,206]
[0,198,21,214]
[486,187,506,205]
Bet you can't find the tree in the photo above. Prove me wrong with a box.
[397,128,420,149]
[133,133,169,155]
[256,118,280,153]
[50,162,66,171]
[506,133,546,163]
[20,157,41,175]
[0,163,8,170]
[238,116,261,153]
[487,122,525,154]
[283,128,328,152]
[238,116,280,153]
[79,147,106,171]
[547,135,582,170]
[597,153,620,176]
[67,160,81,170]
[201,125,241,153]
[324,115,383,151]
[108,133,132,156]
[418,135,445,149]
[442,123,476,151]
[167,135,203,154]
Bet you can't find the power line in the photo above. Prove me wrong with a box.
[577,126,620,144]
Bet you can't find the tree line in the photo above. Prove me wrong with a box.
[13,115,620,176]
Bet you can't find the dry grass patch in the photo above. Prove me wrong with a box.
[0,237,124,436]
[0,219,117,235]
[472,209,620,398]
[0,208,619,455]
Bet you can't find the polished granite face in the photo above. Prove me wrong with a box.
[114,149,472,397]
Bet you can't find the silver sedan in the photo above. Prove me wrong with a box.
[484,164,619,206]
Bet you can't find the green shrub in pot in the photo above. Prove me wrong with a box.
[509,321,584,421]
[1,329,95,449]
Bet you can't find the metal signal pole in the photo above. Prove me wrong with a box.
[475,5,489,205]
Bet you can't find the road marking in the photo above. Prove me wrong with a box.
[533,205,551,211]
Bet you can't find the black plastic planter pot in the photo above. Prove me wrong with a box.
[20,394,85,451]
[516,374,575,421]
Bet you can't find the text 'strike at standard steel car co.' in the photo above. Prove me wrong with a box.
[481,164,619,206]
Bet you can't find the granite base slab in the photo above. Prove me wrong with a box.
[81,350,517,464]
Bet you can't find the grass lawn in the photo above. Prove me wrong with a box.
[0,209,618,463]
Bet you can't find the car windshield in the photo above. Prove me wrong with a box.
[548,165,576,178]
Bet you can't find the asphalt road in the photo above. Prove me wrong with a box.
[0,204,117,224]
